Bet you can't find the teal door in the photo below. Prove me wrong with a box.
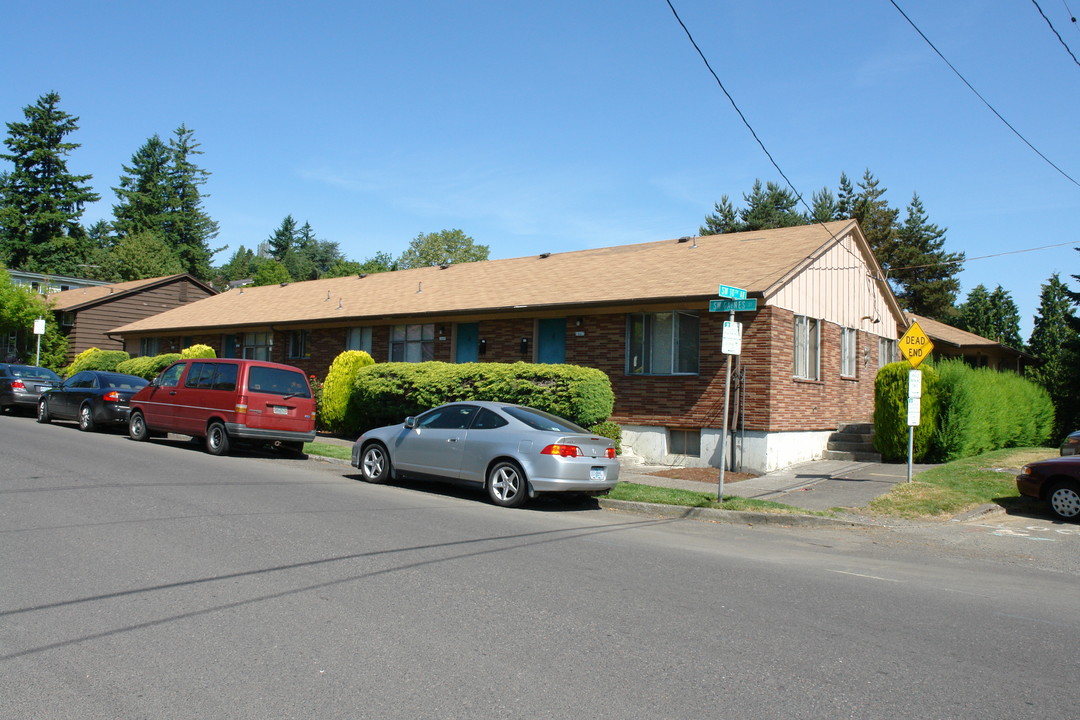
[537,318,566,364]
[455,323,479,363]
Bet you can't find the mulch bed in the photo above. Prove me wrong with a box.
[647,467,758,484]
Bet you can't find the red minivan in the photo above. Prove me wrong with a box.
[127,358,317,455]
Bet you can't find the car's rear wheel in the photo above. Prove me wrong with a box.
[129,411,149,441]
[360,443,391,483]
[487,460,528,508]
[205,421,231,456]
[1048,480,1080,521]
[36,398,51,424]
[78,404,96,432]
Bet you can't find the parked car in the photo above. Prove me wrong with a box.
[351,401,620,508]
[1059,431,1080,456]
[36,370,149,431]
[1016,456,1080,521]
[0,363,61,414]
[127,358,317,456]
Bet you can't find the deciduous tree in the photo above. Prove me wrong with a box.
[397,229,488,269]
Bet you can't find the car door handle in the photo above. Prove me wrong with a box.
[169,391,178,395]
[447,438,458,442]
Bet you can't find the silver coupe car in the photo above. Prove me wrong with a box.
[351,401,620,508]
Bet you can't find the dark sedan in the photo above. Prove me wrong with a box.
[1017,456,1080,521]
[0,363,61,413]
[37,370,149,431]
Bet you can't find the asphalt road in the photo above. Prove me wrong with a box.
[2,415,1077,719]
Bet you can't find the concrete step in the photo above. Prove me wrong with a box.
[829,432,874,444]
[822,449,882,463]
[828,440,878,453]
[837,422,874,435]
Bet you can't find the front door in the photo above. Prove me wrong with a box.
[536,318,566,364]
[455,323,479,363]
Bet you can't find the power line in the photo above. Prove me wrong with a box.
[889,239,1077,271]
[888,0,1080,189]
[1061,0,1080,36]
[1031,0,1080,68]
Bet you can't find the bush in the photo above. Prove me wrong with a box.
[588,420,622,454]
[351,361,615,434]
[873,362,939,462]
[115,353,182,380]
[180,344,216,359]
[64,347,131,377]
[319,350,375,433]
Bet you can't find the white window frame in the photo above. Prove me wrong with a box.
[626,311,700,376]
[794,315,820,380]
[879,337,898,367]
[840,327,857,378]
[346,327,373,354]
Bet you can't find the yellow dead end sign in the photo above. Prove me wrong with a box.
[899,321,934,369]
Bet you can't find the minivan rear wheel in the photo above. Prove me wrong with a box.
[205,421,231,456]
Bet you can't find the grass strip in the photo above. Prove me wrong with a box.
[867,447,1056,518]
[606,482,831,516]
[304,442,353,461]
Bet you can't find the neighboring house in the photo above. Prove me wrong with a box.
[6,269,110,294]
[111,220,906,473]
[48,274,216,363]
[906,314,1037,373]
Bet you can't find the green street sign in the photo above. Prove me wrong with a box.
[710,298,758,312]
[717,284,747,300]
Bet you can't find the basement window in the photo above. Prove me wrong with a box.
[669,429,701,457]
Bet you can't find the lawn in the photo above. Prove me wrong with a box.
[605,482,831,516]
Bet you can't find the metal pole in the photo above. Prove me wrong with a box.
[907,425,914,483]
[35,324,42,366]
[717,309,735,502]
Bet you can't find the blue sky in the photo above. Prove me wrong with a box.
[4,1,1078,337]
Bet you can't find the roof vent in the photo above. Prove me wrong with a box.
[279,282,289,287]
[741,237,765,242]
[337,298,344,310]
[539,252,551,259]
[325,290,331,301]
[439,263,450,270]
[677,237,692,243]
[358,273,368,279]
[417,282,423,294]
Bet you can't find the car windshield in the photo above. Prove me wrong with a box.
[503,406,587,433]
[10,365,60,382]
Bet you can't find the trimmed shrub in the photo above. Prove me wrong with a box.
[588,420,622,454]
[351,361,615,434]
[180,344,216,359]
[63,348,132,377]
[319,350,375,433]
[115,353,182,380]
[873,361,939,462]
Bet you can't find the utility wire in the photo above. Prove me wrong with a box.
[1031,0,1080,68]
[888,0,1080,188]
[1062,0,1080,36]
[889,239,1077,271]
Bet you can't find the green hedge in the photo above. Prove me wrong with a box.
[873,358,1054,463]
[873,362,939,462]
[319,350,375,433]
[351,361,615,434]
[115,353,183,380]
[180,344,216,359]
[64,348,131,377]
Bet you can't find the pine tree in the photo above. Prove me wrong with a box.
[890,193,964,320]
[809,187,838,223]
[1027,273,1080,438]
[851,169,899,269]
[166,125,219,279]
[0,92,100,273]
[112,135,172,240]
[699,196,738,235]
[267,215,298,261]
[835,172,855,219]
[958,285,994,338]
[739,180,804,231]
[989,285,1023,349]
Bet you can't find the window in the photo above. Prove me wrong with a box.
[158,363,186,388]
[626,311,699,375]
[243,332,273,361]
[794,315,820,380]
[417,405,477,430]
[390,324,434,362]
[841,328,857,377]
[470,408,509,430]
[346,327,372,353]
[140,337,160,357]
[288,330,311,359]
[878,338,897,367]
[247,366,311,398]
[669,429,701,457]
[60,311,75,327]
[184,362,238,391]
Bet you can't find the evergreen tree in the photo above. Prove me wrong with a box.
[0,92,100,273]
[809,187,838,223]
[851,169,899,269]
[957,284,994,338]
[989,285,1023,349]
[890,193,964,321]
[739,180,804,231]
[112,135,172,240]
[324,251,398,277]
[699,196,738,235]
[216,245,257,283]
[1027,273,1080,438]
[112,231,185,281]
[835,171,855,219]
[166,125,219,279]
[398,229,488,269]
[267,215,298,261]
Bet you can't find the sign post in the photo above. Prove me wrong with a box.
[711,285,750,501]
[898,322,933,482]
[33,317,45,367]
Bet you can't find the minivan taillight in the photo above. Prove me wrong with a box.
[541,444,583,458]
[235,395,248,414]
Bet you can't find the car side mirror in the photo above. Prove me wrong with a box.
[149,377,160,387]
[404,416,416,429]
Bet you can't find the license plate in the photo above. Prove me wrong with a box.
[590,467,606,481]
[273,406,289,415]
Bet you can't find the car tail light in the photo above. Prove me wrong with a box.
[605,448,616,459]
[541,444,583,458]
[103,391,121,402]
[10,380,24,390]
[235,395,248,414]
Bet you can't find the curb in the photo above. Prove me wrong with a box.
[598,498,874,528]
[951,503,1007,522]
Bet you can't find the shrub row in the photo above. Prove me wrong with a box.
[115,345,216,380]
[874,359,1054,462]
[350,361,615,435]
[63,347,131,377]
[319,350,375,433]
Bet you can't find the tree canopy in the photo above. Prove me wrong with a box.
[397,229,489,269]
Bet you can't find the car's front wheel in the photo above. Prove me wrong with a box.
[360,443,391,483]
[487,460,528,508]
[129,411,149,441]
[78,404,96,432]
[36,398,51,424]
[1048,480,1080,521]
[205,421,231,456]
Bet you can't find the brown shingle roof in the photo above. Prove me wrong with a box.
[906,313,1000,348]
[48,274,214,311]
[111,221,858,334]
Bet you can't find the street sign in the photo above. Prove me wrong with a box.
[717,284,747,300]
[908,369,922,398]
[907,397,921,426]
[33,317,45,335]
[709,298,758,313]
[722,321,742,355]
[899,321,934,369]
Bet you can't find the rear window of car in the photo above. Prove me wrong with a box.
[102,375,149,391]
[503,406,586,433]
[246,366,311,398]
[10,365,61,382]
